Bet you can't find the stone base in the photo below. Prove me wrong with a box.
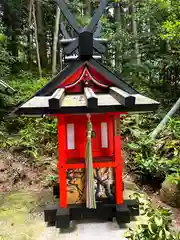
[160,178,180,208]
[44,199,139,229]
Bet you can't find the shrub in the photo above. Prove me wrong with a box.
[167,171,180,185]
[0,72,57,159]
[0,29,15,111]
[0,117,57,159]
[122,115,180,184]
[0,32,14,79]
[125,193,180,240]
[9,71,48,105]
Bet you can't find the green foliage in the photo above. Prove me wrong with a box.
[167,172,180,185]
[109,0,180,105]
[162,20,180,40]
[125,193,179,240]
[47,175,58,184]
[0,73,57,159]
[0,27,15,111]
[0,30,14,79]
[9,72,48,104]
[0,117,57,159]
[166,118,180,138]
[158,0,180,42]
[122,115,180,182]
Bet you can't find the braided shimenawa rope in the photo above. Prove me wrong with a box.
[85,114,96,209]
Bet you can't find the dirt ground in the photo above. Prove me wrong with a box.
[0,148,57,192]
[0,148,56,239]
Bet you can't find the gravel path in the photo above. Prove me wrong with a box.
[39,220,127,240]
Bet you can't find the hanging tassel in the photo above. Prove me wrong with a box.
[85,114,96,209]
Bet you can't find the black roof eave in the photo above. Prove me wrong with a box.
[34,58,85,97]
[11,103,159,117]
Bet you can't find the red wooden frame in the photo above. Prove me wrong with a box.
[64,114,114,159]
[113,114,123,204]
[57,112,126,208]
[58,116,67,208]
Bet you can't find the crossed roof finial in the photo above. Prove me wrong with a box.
[55,0,109,59]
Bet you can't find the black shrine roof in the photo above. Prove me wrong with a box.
[11,0,160,116]
[11,58,159,116]
[34,58,138,97]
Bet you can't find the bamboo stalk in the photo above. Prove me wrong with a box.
[151,97,180,139]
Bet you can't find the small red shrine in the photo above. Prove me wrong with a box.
[12,0,159,229]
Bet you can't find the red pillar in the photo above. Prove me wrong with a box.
[58,116,67,208]
[114,114,124,205]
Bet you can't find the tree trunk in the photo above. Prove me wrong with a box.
[131,0,141,65]
[52,6,61,77]
[35,0,47,68]
[114,2,122,70]
[32,0,42,78]
[28,0,33,68]
[151,98,180,140]
[2,0,18,58]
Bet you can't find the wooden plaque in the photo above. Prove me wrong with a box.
[115,118,120,136]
